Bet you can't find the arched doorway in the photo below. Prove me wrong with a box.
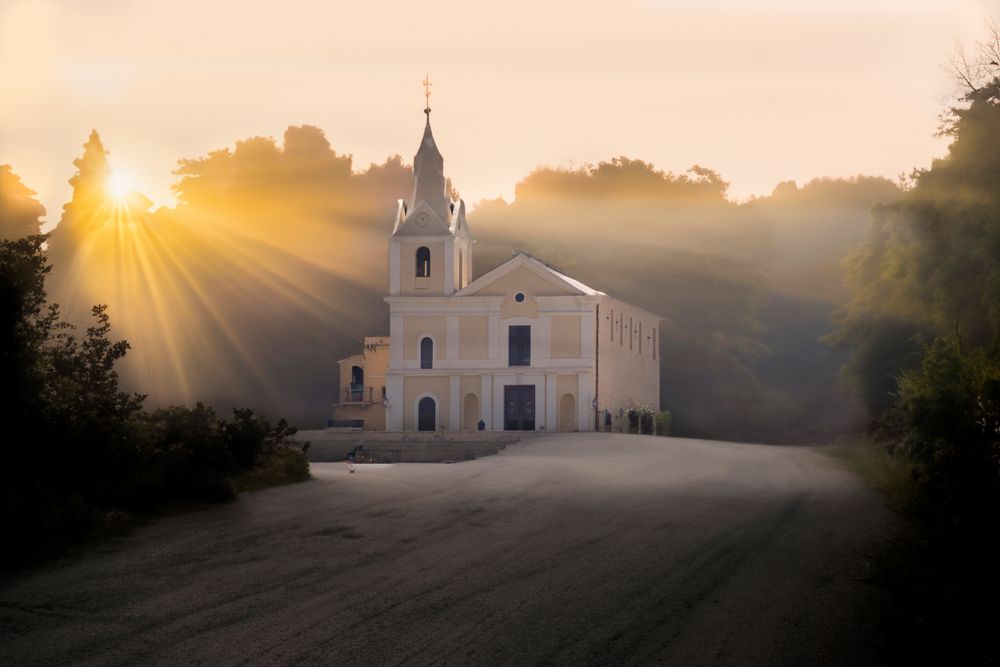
[559,393,577,432]
[418,396,436,431]
[463,393,479,430]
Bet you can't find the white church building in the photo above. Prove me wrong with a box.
[331,110,660,432]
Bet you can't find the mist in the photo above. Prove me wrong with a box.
[12,132,903,442]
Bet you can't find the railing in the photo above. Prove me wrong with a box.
[343,386,378,403]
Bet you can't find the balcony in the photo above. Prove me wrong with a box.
[343,385,379,404]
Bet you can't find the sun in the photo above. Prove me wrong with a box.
[108,168,131,198]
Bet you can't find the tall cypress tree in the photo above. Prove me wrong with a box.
[45,130,114,320]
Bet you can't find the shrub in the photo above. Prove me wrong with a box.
[655,410,672,436]
[882,336,1000,524]
[234,447,310,493]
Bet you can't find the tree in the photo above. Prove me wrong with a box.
[829,62,1000,414]
[45,130,115,314]
[0,165,45,240]
[883,338,1000,517]
[1,234,144,555]
[948,19,1000,96]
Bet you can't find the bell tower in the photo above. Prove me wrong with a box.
[388,78,473,297]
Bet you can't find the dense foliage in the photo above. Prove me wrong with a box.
[831,67,1000,662]
[831,79,1000,413]
[0,234,305,569]
[883,338,1000,522]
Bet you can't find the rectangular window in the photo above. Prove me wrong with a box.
[639,321,642,354]
[610,309,614,341]
[508,325,531,366]
[619,317,623,346]
[629,317,633,351]
[653,328,657,360]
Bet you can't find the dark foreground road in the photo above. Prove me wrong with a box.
[0,435,891,666]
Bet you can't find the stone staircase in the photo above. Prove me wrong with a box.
[292,430,529,463]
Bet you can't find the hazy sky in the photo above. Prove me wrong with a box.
[1,0,994,227]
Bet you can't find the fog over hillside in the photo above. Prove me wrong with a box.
[10,130,903,442]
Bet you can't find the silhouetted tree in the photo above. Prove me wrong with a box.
[1,235,144,559]
[45,130,116,317]
[0,165,45,240]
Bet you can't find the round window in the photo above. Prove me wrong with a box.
[514,292,525,303]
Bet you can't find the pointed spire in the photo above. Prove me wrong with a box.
[408,110,450,226]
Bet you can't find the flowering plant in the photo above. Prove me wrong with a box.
[626,399,655,418]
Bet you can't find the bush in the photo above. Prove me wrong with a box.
[655,410,672,436]
[234,448,310,493]
[871,336,1000,665]
[1,233,307,569]
[882,336,1000,524]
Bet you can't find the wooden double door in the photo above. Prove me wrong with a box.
[504,385,536,431]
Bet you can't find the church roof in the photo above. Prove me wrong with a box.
[455,251,605,298]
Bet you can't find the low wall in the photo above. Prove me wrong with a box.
[292,429,528,463]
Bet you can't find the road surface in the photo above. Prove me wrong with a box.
[0,434,892,665]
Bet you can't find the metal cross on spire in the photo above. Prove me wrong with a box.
[422,74,432,116]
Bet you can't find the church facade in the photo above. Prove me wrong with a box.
[331,112,660,432]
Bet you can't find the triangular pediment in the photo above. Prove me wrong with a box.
[393,200,452,237]
[455,252,604,298]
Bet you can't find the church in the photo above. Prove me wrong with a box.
[331,108,660,433]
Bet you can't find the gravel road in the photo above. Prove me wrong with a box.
[0,434,892,666]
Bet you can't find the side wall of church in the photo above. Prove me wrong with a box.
[597,295,661,432]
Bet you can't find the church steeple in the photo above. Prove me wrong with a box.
[407,115,450,226]
[387,80,474,297]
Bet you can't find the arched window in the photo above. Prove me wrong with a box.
[420,337,433,369]
[418,396,436,431]
[349,365,364,401]
[416,247,431,277]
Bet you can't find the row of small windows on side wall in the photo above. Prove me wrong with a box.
[607,308,657,360]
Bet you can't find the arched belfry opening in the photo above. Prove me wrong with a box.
[416,246,430,277]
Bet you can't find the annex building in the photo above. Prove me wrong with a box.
[331,110,660,432]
